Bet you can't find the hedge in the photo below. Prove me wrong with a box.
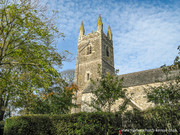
[4,105,180,135]
[4,112,122,135]
[122,105,180,134]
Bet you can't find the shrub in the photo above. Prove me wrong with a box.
[4,115,54,135]
[4,106,179,135]
[143,104,180,133]
[4,112,122,135]
[121,105,180,134]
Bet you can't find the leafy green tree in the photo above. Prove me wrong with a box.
[0,0,69,120]
[44,83,78,114]
[146,82,180,106]
[88,66,127,112]
[145,45,180,131]
[17,83,78,115]
[146,45,180,107]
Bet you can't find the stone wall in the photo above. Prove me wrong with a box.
[81,81,176,112]
[81,68,179,112]
[101,32,114,75]
[72,29,115,113]
[74,31,102,110]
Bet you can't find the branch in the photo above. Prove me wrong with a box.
[0,11,16,62]
[0,61,40,66]
[2,31,30,60]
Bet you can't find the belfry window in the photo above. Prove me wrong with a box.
[87,73,90,80]
[87,46,92,55]
[89,46,92,54]
[87,47,89,55]
[106,46,109,57]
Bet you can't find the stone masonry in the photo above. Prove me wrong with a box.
[82,68,179,112]
[71,15,114,113]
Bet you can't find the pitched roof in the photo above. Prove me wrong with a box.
[83,68,179,93]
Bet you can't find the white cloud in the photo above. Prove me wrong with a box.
[42,0,180,74]
[112,3,180,74]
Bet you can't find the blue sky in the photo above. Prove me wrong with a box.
[43,0,180,75]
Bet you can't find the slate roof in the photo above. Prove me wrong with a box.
[82,68,179,94]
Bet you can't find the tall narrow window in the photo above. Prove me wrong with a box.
[87,46,92,55]
[87,73,90,80]
[87,47,90,55]
[106,46,109,57]
[89,46,92,54]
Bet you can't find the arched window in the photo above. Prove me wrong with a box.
[106,46,109,57]
[87,46,92,55]
[87,47,89,55]
[89,46,92,54]
[87,73,90,80]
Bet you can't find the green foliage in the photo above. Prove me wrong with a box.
[142,45,180,134]
[16,83,78,115]
[4,115,54,135]
[3,105,180,135]
[40,84,78,114]
[4,112,121,135]
[146,45,180,106]
[122,104,179,134]
[143,104,180,134]
[0,0,73,119]
[122,109,144,129]
[146,82,180,106]
[89,65,127,112]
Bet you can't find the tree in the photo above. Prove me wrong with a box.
[61,69,75,84]
[0,0,69,120]
[146,82,180,106]
[88,66,127,112]
[44,83,78,114]
[146,45,180,107]
[145,45,180,131]
[17,83,78,115]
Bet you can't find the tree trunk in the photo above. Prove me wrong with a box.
[0,110,5,121]
[0,98,5,121]
[108,102,111,112]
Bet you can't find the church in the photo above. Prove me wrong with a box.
[71,15,178,113]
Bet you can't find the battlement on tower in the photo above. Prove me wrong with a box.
[78,31,100,42]
[78,14,112,43]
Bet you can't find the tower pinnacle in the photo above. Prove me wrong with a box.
[79,21,85,37]
[107,25,112,40]
[97,14,103,32]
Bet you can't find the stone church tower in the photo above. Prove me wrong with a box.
[71,15,115,113]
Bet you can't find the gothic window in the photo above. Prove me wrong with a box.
[89,46,92,54]
[87,73,90,80]
[87,47,89,55]
[106,46,109,57]
[87,46,92,55]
